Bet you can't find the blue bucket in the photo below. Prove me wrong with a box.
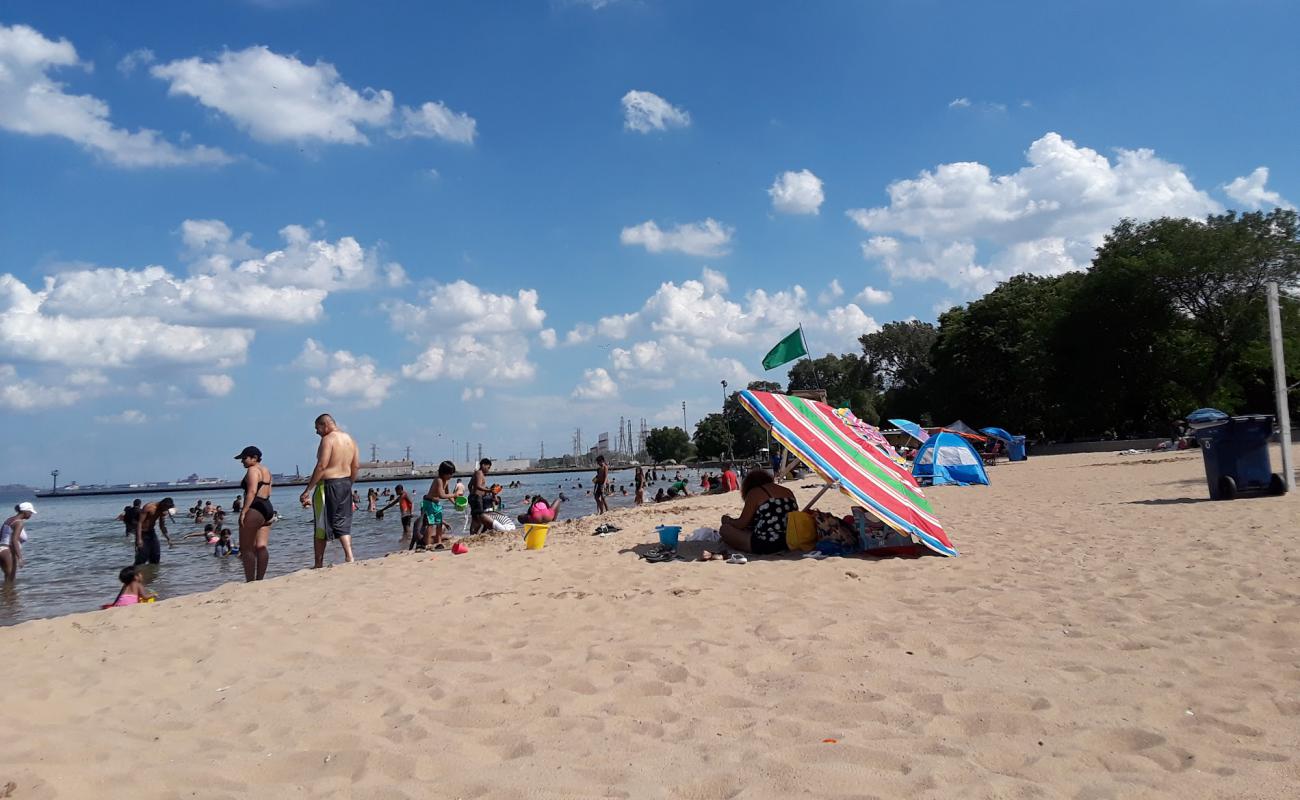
[656,525,681,549]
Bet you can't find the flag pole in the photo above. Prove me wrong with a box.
[797,323,824,392]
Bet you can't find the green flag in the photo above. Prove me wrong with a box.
[762,327,808,370]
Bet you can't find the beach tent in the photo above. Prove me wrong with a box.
[887,418,929,443]
[740,390,957,557]
[980,427,1027,461]
[943,420,986,441]
[912,431,990,487]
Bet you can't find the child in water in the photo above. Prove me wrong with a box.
[110,566,155,607]
[213,528,235,556]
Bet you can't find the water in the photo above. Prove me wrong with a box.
[0,468,705,626]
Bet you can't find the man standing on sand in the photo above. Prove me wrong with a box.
[593,455,609,514]
[299,413,359,567]
[135,497,175,565]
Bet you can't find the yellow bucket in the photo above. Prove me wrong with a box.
[523,524,549,550]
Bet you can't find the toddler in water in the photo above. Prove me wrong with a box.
[214,528,235,556]
[110,566,155,607]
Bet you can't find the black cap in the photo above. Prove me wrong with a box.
[235,445,262,461]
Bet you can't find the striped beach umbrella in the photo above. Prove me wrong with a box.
[740,390,957,557]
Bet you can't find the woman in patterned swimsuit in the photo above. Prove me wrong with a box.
[718,469,798,555]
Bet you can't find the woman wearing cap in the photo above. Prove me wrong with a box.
[1,502,36,582]
[236,446,274,582]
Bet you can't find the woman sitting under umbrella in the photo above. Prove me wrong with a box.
[718,469,798,555]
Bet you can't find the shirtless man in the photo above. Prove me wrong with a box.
[593,455,609,514]
[135,497,175,565]
[299,413,359,567]
[468,458,495,535]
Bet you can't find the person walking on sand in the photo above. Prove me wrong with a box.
[593,454,610,514]
[135,498,175,565]
[378,484,415,547]
[235,445,274,581]
[299,413,358,567]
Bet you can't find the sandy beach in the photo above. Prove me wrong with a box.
[2,448,1298,799]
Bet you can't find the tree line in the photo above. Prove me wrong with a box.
[647,209,1300,463]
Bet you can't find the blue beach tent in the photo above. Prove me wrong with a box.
[913,430,990,486]
[981,427,1027,461]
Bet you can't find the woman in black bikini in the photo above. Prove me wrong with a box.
[235,445,274,581]
[718,468,798,555]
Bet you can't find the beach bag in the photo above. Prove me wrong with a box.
[785,511,817,552]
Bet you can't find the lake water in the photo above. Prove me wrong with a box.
[0,467,704,627]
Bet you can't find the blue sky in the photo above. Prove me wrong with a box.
[2,0,1297,486]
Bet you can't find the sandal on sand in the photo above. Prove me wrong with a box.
[644,549,678,563]
[725,554,748,565]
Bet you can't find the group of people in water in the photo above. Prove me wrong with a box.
[6,410,803,605]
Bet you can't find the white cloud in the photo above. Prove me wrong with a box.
[0,273,253,368]
[401,334,537,384]
[297,339,394,409]
[620,219,733,257]
[848,131,1221,294]
[0,364,79,411]
[564,324,594,345]
[1224,167,1294,210]
[0,23,230,167]
[570,267,872,390]
[33,219,396,332]
[538,328,558,349]
[116,48,155,75]
[818,279,844,305]
[461,386,485,401]
[571,367,618,400]
[151,45,476,146]
[855,286,893,305]
[94,409,148,425]
[394,101,476,144]
[822,303,881,352]
[948,97,971,108]
[197,374,234,397]
[388,281,546,337]
[768,169,825,215]
[621,90,690,133]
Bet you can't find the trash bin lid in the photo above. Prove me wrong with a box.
[1186,408,1229,429]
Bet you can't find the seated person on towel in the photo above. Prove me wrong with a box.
[718,468,797,555]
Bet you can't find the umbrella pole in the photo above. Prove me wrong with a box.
[802,483,833,512]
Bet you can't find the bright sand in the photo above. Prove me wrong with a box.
[2,448,1298,799]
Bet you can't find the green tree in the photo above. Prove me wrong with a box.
[719,380,781,457]
[786,354,880,422]
[644,426,692,463]
[860,320,938,421]
[692,414,732,460]
[930,273,1083,435]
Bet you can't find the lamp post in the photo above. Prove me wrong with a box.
[721,380,730,463]
[50,469,59,493]
[681,401,687,434]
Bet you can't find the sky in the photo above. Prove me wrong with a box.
[2,0,1298,487]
